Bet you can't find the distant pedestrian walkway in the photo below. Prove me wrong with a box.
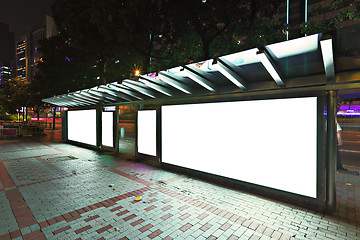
[0,137,359,239]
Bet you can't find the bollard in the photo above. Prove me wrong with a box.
[120,127,125,139]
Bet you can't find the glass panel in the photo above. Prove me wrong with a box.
[118,106,136,158]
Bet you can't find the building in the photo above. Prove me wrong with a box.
[276,0,360,39]
[0,65,12,85]
[15,16,58,82]
[0,22,15,85]
[16,37,26,81]
[0,23,15,65]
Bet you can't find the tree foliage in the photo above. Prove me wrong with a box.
[300,0,360,35]
[50,0,285,75]
[0,77,30,114]
[24,0,286,113]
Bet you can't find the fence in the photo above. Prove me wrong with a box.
[0,122,45,138]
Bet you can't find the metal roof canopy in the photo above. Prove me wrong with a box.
[42,33,360,108]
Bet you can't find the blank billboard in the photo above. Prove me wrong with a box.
[68,109,97,146]
[162,97,317,198]
[137,110,157,156]
[102,112,113,147]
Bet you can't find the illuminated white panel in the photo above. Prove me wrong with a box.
[68,109,96,146]
[138,110,157,156]
[102,112,113,147]
[162,97,317,198]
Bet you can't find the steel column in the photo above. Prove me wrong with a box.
[326,90,337,213]
[96,107,102,149]
[114,107,119,153]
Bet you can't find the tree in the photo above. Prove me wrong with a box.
[0,77,30,115]
[33,34,99,96]
[300,0,360,35]
[165,0,284,60]
[51,0,286,77]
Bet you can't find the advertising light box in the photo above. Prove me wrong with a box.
[68,109,97,146]
[162,97,317,198]
[102,112,113,147]
[137,110,157,156]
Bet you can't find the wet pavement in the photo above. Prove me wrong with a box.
[0,131,359,240]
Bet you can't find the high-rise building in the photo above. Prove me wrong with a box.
[0,65,12,85]
[0,23,15,65]
[15,16,58,82]
[16,37,27,81]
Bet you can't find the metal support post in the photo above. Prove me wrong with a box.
[62,111,68,141]
[326,90,337,213]
[114,107,119,153]
[96,108,102,149]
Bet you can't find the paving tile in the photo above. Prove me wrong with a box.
[0,138,358,240]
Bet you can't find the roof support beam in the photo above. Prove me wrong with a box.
[110,83,144,100]
[183,65,218,92]
[89,89,118,101]
[73,92,104,104]
[58,96,89,106]
[80,91,113,103]
[139,75,174,96]
[257,50,285,87]
[89,88,125,102]
[320,36,335,82]
[42,98,74,107]
[159,71,193,94]
[68,94,99,105]
[214,58,247,90]
[98,86,134,101]
[122,80,157,98]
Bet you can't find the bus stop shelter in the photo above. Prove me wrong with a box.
[42,33,360,213]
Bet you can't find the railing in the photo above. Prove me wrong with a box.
[0,121,45,138]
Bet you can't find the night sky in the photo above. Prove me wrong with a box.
[0,0,56,40]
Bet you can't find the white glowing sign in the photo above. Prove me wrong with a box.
[137,110,157,156]
[162,97,317,198]
[102,112,113,147]
[68,109,97,146]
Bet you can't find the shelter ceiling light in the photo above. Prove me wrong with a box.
[257,50,284,87]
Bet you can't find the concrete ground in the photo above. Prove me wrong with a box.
[0,131,359,240]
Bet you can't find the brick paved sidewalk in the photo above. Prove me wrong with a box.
[0,137,359,240]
